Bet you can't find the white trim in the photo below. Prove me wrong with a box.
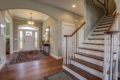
[50,53,62,59]
[62,22,75,27]
[0,58,6,70]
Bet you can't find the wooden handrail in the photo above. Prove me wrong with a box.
[107,13,119,32]
[112,9,117,15]
[64,22,85,37]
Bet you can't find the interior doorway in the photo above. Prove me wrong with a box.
[18,25,39,51]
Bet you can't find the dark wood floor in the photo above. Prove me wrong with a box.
[0,55,63,80]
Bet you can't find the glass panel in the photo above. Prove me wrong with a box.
[20,31,23,49]
[26,31,32,36]
[35,32,38,48]
[19,26,37,30]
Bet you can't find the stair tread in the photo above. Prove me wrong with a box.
[83,42,104,46]
[65,64,102,80]
[77,53,104,61]
[71,58,103,72]
[79,47,104,52]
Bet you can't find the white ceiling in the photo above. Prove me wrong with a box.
[36,0,85,16]
[8,9,49,21]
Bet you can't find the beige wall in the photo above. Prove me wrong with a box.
[13,18,43,51]
[43,17,59,58]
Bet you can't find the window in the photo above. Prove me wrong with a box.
[35,32,38,48]
[20,31,23,49]
[26,31,32,36]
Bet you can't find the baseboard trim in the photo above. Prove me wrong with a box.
[50,54,63,59]
[0,58,6,70]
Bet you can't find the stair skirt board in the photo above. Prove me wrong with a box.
[63,65,87,80]
[71,60,103,78]
[75,54,103,67]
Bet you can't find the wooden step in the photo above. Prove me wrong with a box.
[99,23,111,26]
[71,58,103,72]
[76,53,104,61]
[83,42,104,46]
[91,34,104,36]
[88,38,104,40]
[79,47,104,52]
[65,64,102,80]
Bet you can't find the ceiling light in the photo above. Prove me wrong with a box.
[72,4,76,8]
[27,13,35,25]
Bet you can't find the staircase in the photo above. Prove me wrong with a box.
[63,15,115,80]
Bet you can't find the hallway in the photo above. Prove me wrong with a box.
[0,55,63,80]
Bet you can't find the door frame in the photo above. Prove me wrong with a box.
[18,25,39,51]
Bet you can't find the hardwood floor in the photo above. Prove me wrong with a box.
[0,55,63,80]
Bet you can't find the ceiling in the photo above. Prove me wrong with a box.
[36,0,85,16]
[8,9,49,21]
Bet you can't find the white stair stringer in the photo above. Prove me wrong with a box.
[63,65,87,80]
[71,60,103,79]
[75,54,104,67]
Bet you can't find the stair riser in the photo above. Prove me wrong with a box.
[71,60,103,78]
[92,32,104,35]
[81,44,104,50]
[78,49,104,57]
[63,65,87,80]
[86,40,104,44]
[90,35,105,38]
[103,17,113,20]
[75,54,104,66]
[98,24,111,27]
[100,20,113,23]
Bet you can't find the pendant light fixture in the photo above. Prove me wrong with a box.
[27,13,35,25]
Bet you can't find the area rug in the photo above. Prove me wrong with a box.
[10,50,45,64]
[44,71,75,80]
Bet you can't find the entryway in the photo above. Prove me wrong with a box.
[18,25,39,51]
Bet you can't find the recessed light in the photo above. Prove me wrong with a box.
[72,4,76,8]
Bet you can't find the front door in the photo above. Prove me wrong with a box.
[19,30,38,51]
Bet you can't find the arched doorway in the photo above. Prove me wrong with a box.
[18,25,39,51]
